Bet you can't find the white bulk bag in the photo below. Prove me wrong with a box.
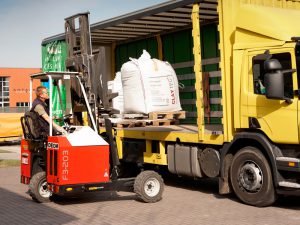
[107,72,124,113]
[121,50,181,114]
[112,72,124,113]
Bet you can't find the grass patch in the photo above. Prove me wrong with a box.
[0,159,20,168]
[0,149,12,153]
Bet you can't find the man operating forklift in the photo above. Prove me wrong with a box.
[31,86,66,136]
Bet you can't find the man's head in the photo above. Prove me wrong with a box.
[36,86,49,101]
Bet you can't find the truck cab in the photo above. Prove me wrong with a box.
[218,2,300,205]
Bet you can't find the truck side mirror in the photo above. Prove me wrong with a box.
[264,59,285,100]
[264,71,284,100]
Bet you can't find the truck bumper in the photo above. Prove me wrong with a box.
[276,157,300,195]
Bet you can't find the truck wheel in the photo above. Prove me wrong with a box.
[134,170,164,203]
[29,171,52,203]
[230,147,276,207]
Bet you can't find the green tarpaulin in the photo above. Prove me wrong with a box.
[42,40,67,72]
[42,40,67,124]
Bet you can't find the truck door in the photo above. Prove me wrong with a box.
[247,49,298,144]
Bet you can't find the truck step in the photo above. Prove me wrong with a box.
[276,157,300,172]
[276,157,300,163]
[278,181,300,189]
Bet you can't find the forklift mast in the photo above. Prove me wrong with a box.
[64,12,110,123]
[64,13,120,174]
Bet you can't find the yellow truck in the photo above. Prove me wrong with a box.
[42,0,300,206]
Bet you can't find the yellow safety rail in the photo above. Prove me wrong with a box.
[191,3,204,141]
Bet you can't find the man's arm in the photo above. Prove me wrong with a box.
[34,104,65,133]
[41,113,65,132]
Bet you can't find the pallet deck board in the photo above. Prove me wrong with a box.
[149,111,186,120]
[99,111,185,128]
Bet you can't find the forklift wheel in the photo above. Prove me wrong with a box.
[134,170,164,203]
[29,172,52,203]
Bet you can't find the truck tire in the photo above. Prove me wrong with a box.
[230,146,277,207]
[29,171,52,203]
[134,170,164,203]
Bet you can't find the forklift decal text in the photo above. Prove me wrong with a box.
[48,142,59,149]
[62,150,69,181]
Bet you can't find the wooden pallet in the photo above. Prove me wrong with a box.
[149,111,186,120]
[121,114,148,119]
[99,118,178,128]
[116,120,146,128]
[146,119,177,126]
[99,111,184,128]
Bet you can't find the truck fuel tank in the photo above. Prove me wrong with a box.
[167,144,202,178]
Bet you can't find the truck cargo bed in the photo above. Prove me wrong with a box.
[119,124,223,135]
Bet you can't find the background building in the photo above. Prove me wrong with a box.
[0,68,41,112]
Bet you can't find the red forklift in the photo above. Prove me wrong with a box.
[20,13,164,203]
[20,71,164,203]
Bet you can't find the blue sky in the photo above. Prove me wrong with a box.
[0,0,166,68]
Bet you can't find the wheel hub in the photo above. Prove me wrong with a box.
[238,161,263,192]
[144,178,160,197]
[39,181,52,198]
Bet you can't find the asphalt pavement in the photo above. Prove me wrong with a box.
[1,145,300,225]
[0,145,20,160]
[1,167,300,225]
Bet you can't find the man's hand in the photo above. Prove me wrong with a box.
[57,127,68,136]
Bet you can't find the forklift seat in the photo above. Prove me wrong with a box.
[20,111,46,141]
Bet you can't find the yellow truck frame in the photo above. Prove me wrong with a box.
[42,0,300,207]
[112,0,300,207]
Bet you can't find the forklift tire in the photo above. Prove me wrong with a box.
[230,147,277,207]
[134,170,164,203]
[29,171,52,203]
